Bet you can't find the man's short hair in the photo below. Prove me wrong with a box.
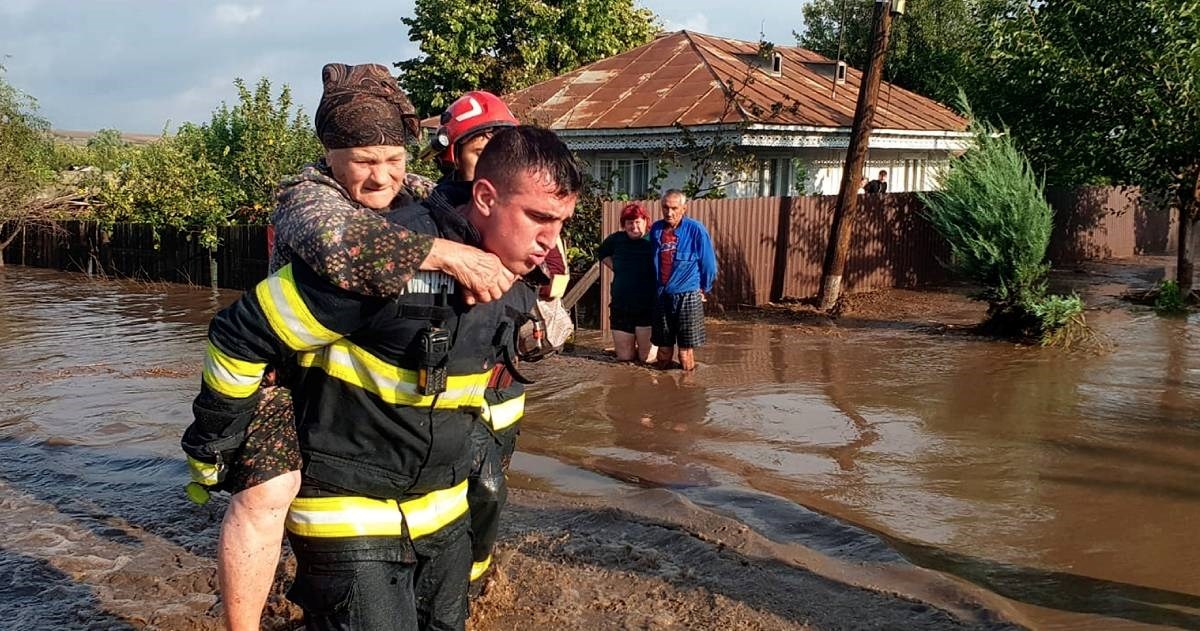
[662,189,688,205]
[878,170,888,177]
[475,126,582,197]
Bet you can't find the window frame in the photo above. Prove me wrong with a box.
[597,156,653,198]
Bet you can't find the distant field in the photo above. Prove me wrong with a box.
[50,129,161,146]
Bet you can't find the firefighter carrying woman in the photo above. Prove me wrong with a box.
[181,62,581,630]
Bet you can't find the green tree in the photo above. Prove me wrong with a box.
[194,77,322,223]
[796,0,994,106]
[0,67,58,264]
[94,129,233,249]
[919,96,1084,344]
[396,0,659,114]
[979,0,1200,291]
[95,77,321,247]
[83,129,135,172]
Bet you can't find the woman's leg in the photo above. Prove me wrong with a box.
[612,330,636,361]
[634,326,654,364]
[217,385,303,631]
[219,471,301,631]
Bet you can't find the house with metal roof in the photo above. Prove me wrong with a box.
[500,30,970,198]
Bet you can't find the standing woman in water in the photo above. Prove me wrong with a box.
[598,202,657,363]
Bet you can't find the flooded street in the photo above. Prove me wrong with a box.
[2,265,1198,629]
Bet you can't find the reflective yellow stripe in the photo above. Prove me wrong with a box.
[297,340,491,408]
[202,341,266,398]
[400,480,470,539]
[547,273,570,299]
[285,480,469,539]
[483,394,525,431]
[286,496,405,537]
[470,555,492,582]
[187,456,221,486]
[255,264,341,351]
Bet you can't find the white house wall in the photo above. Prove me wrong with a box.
[563,125,967,199]
[804,149,949,196]
[574,151,713,200]
[576,148,950,200]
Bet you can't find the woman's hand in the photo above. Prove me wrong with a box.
[424,238,517,305]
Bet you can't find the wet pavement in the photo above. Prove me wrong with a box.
[1,265,1197,629]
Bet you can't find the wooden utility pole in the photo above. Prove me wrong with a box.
[817,0,900,311]
[1176,167,1200,295]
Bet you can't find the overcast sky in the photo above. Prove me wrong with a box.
[0,1,808,134]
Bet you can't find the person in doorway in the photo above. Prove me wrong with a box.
[863,169,888,195]
[649,189,716,372]
[181,64,520,631]
[598,202,656,362]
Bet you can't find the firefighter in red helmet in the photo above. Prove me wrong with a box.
[423,91,571,591]
[424,90,519,182]
[424,92,568,302]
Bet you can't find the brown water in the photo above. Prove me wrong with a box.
[1,265,1198,630]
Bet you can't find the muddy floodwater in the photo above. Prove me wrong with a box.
[1,265,1197,630]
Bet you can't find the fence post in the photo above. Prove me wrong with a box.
[770,197,792,303]
[209,248,219,290]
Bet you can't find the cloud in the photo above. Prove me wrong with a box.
[2,0,797,132]
[213,4,264,26]
[0,0,39,18]
[663,12,710,34]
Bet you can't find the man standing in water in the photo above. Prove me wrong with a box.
[649,189,716,371]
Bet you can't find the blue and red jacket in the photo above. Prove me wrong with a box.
[649,217,717,295]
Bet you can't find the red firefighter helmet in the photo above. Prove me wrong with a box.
[424,91,518,168]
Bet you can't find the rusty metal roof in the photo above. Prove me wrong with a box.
[493,31,966,133]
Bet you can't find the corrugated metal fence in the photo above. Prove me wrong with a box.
[600,186,1175,326]
[1,186,1176,314]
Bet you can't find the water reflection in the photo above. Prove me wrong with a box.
[532,306,1200,629]
[2,266,1198,629]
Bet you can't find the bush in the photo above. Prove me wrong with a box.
[1,68,63,261]
[1030,293,1086,346]
[919,93,1085,344]
[92,77,321,247]
[94,130,233,249]
[190,78,322,223]
[562,173,606,274]
[1154,279,1189,316]
[0,70,55,212]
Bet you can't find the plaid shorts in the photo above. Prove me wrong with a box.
[223,385,303,493]
[651,290,706,348]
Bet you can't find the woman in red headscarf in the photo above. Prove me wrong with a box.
[597,202,658,362]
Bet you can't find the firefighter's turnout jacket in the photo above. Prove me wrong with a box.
[182,193,536,552]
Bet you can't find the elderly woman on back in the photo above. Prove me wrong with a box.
[598,202,657,362]
[183,63,516,631]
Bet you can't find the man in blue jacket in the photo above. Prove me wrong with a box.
[649,189,717,371]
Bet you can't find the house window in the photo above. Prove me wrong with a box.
[598,158,651,198]
[758,157,792,197]
[771,52,783,75]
